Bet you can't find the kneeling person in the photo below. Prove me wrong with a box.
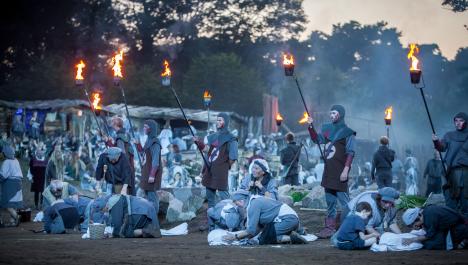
[106,195,161,238]
[336,202,379,250]
[402,205,468,250]
[223,195,307,244]
[43,181,80,234]
[207,198,243,232]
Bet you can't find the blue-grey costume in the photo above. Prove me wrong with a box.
[207,199,242,231]
[240,174,278,200]
[0,146,23,209]
[246,196,299,244]
[43,201,80,234]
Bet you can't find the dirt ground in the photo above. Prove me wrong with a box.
[1,205,467,265]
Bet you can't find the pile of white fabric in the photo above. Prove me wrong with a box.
[207,229,318,246]
[370,230,425,252]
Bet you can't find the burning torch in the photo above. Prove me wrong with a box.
[111,50,143,170]
[203,90,212,132]
[276,112,283,127]
[283,53,326,162]
[384,106,392,138]
[407,44,447,175]
[75,60,109,137]
[161,60,211,171]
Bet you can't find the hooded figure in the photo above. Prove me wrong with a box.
[433,112,468,215]
[196,113,238,208]
[307,104,356,239]
[137,119,162,224]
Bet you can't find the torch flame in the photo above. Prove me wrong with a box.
[161,60,171,77]
[92,92,102,110]
[203,90,212,99]
[276,113,283,121]
[407,44,420,71]
[283,54,295,66]
[75,60,85,80]
[111,50,124,78]
[298,112,309,124]
[385,106,393,120]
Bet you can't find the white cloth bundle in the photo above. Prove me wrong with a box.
[371,230,425,252]
[161,222,188,236]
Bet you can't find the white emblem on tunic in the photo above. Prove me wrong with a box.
[325,143,336,160]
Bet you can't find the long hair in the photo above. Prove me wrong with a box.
[49,147,64,181]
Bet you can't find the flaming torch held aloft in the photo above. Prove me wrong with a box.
[298,112,309,124]
[283,52,326,162]
[384,106,392,138]
[92,91,103,114]
[161,60,172,86]
[111,50,124,86]
[408,44,421,84]
[74,60,108,137]
[160,60,211,171]
[283,54,295,76]
[406,44,447,175]
[276,113,283,127]
[203,90,212,132]
[110,50,143,169]
[75,60,85,86]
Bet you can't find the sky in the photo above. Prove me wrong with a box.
[302,0,468,60]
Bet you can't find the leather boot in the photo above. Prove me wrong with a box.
[317,217,336,239]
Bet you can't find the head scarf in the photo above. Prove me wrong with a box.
[402,207,421,226]
[321,104,355,141]
[207,113,236,146]
[144,119,161,149]
[106,147,122,161]
[2,145,15,159]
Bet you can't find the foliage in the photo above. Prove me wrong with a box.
[397,195,427,210]
[289,191,309,203]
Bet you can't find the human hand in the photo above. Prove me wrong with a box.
[307,117,314,125]
[148,176,155,183]
[432,134,438,141]
[254,180,263,189]
[340,168,349,182]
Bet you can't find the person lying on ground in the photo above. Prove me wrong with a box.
[43,181,80,234]
[42,179,79,209]
[222,194,307,245]
[335,201,379,250]
[239,159,278,200]
[207,195,245,232]
[105,194,161,238]
[347,187,402,237]
[402,205,468,250]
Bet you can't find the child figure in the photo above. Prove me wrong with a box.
[335,202,379,250]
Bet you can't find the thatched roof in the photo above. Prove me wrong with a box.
[106,103,246,124]
[0,99,110,111]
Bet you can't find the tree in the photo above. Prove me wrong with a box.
[442,0,468,12]
[181,53,266,115]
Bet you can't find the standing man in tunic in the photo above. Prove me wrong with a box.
[194,113,238,208]
[307,105,356,238]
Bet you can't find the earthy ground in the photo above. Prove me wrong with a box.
[1,205,467,265]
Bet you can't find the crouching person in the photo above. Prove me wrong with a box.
[223,194,307,245]
[106,195,161,238]
[207,192,247,232]
[81,194,111,232]
[402,205,468,250]
[43,181,80,234]
[42,180,79,209]
[335,202,379,250]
